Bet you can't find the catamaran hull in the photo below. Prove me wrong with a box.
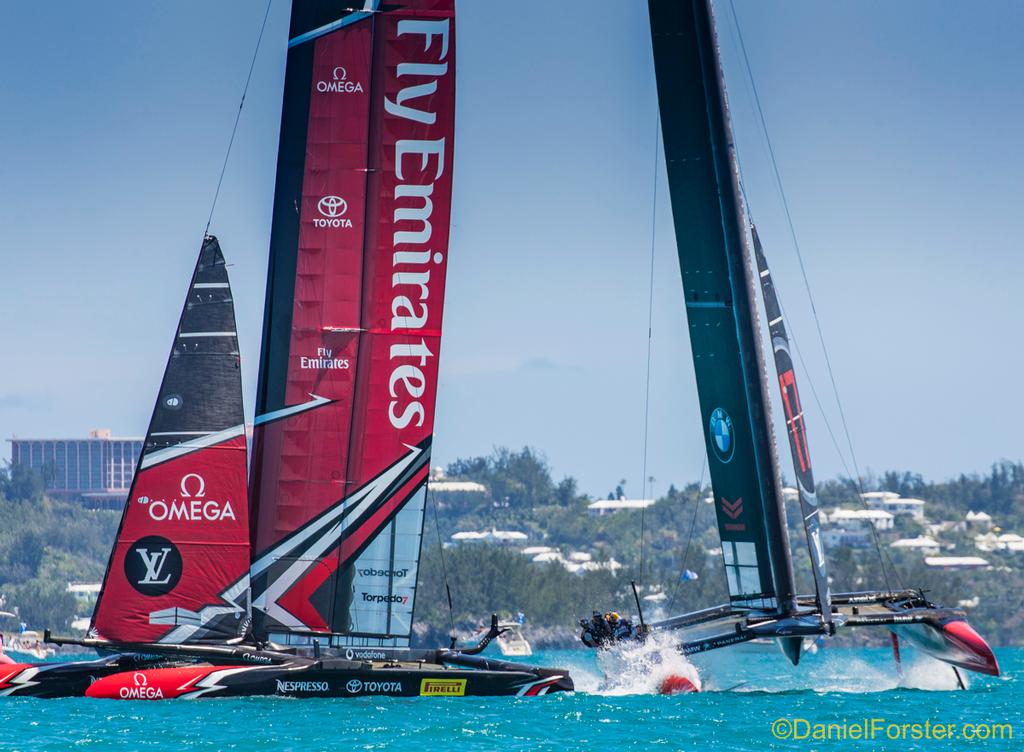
[892,619,1000,677]
[0,656,159,698]
[85,662,573,699]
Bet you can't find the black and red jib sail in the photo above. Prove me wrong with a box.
[752,227,832,626]
[91,236,251,645]
[249,0,456,645]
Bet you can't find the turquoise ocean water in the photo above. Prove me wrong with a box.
[1,646,1019,751]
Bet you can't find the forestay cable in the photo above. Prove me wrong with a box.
[638,116,661,589]
[204,0,275,237]
[428,483,457,643]
[667,454,707,613]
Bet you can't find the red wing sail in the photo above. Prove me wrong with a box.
[91,237,250,644]
[250,0,456,646]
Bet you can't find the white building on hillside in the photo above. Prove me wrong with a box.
[890,536,940,555]
[924,556,990,571]
[824,509,895,530]
[861,492,926,521]
[66,583,101,603]
[822,527,872,549]
[974,532,1024,553]
[450,528,528,545]
[520,546,557,557]
[822,509,894,550]
[587,498,655,516]
[965,511,994,530]
[428,466,488,494]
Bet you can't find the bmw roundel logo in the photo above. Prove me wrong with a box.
[709,407,735,463]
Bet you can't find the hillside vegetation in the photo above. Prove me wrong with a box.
[0,465,118,630]
[2,452,1024,645]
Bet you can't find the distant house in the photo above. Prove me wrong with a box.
[822,509,894,549]
[520,546,557,557]
[587,498,655,516]
[523,548,621,575]
[823,509,894,531]
[428,467,487,494]
[924,556,990,571]
[890,536,941,555]
[822,528,873,550]
[450,528,527,546]
[66,583,101,603]
[530,551,564,564]
[861,492,926,521]
[998,533,1024,552]
[965,511,994,531]
[974,532,1024,553]
[429,480,488,493]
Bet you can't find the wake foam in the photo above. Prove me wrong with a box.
[591,632,702,695]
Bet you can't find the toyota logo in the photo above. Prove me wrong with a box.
[346,679,363,693]
[318,195,347,218]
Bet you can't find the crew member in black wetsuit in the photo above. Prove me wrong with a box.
[579,611,611,648]
[580,611,647,648]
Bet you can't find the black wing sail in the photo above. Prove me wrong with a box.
[752,227,832,627]
[648,0,797,616]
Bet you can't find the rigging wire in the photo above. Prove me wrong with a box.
[725,0,901,589]
[428,483,458,641]
[204,0,275,238]
[637,116,661,589]
[667,454,708,614]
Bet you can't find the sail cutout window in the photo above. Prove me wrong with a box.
[722,541,760,598]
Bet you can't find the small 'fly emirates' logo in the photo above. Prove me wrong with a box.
[136,473,236,522]
[385,18,452,431]
[300,347,350,370]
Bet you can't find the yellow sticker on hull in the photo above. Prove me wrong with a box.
[419,678,467,696]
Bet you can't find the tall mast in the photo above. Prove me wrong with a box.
[648,0,797,617]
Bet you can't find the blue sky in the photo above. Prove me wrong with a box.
[1,1,1022,498]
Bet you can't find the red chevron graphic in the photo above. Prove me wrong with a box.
[720,497,743,520]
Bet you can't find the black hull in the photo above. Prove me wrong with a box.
[0,655,160,699]
[646,589,999,677]
[86,658,573,699]
[19,635,574,699]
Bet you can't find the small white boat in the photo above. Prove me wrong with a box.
[3,631,55,661]
[496,622,532,657]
